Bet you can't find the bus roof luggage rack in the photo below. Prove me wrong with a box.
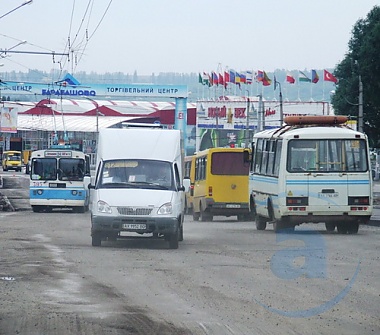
[284,115,349,126]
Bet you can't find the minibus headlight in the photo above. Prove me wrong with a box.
[97,200,112,214]
[158,202,172,215]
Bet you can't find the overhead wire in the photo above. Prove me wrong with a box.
[1,1,113,80]
[73,0,113,72]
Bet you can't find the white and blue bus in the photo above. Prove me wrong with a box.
[29,146,91,212]
[249,115,373,233]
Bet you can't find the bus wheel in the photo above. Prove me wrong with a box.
[347,222,359,234]
[325,223,336,232]
[337,223,348,234]
[255,216,267,230]
[200,205,212,221]
[92,233,102,247]
[193,210,200,221]
[32,205,42,213]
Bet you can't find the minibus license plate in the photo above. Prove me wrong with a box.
[122,223,146,230]
[226,204,240,208]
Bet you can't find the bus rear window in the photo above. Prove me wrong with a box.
[211,152,249,175]
[287,139,368,172]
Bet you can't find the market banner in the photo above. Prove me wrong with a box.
[1,106,18,133]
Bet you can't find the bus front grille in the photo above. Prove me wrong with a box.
[117,207,153,216]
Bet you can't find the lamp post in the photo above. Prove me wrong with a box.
[245,90,250,148]
[274,78,283,126]
[257,94,264,132]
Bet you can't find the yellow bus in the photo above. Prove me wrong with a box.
[192,147,252,221]
[2,150,22,172]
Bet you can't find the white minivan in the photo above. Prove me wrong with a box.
[88,128,185,249]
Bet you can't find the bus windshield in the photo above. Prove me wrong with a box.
[58,158,85,181]
[211,152,250,175]
[287,139,368,173]
[31,158,57,180]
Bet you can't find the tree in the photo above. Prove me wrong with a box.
[331,5,380,147]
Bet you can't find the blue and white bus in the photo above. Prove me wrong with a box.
[29,146,91,212]
[249,115,373,233]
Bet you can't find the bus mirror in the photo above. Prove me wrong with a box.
[178,185,185,192]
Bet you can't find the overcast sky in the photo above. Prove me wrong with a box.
[0,0,379,77]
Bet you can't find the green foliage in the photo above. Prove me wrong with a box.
[332,5,380,147]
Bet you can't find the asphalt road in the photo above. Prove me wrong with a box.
[0,172,379,334]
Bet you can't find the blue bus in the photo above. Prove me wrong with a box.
[29,146,91,212]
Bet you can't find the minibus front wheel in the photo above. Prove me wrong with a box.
[168,230,179,249]
[255,216,267,230]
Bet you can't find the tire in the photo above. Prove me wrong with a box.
[168,229,179,249]
[178,223,184,241]
[200,204,213,222]
[347,222,359,234]
[337,223,348,234]
[92,233,102,247]
[255,216,267,230]
[32,205,42,213]
[192,210,200,221]
[325,223,336,232]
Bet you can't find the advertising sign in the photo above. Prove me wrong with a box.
[0,106,18,133]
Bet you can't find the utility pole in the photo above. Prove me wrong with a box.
[245,90,250,148]
[257,94,264,132]
[358,74,363,133]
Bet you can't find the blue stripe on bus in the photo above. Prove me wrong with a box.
[30,188,87,200]
[286,179,370,185]
[250,176,278,184]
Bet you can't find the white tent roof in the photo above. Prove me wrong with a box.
[16,115,134,132]
[35,99,180,115]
